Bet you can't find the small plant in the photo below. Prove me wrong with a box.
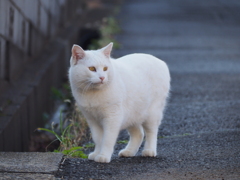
[117,140,128,144]
[51,87,65,100]
[89,16,121,50]
[38,89,89,158]
[84,143,95,148]
[158,133,191,139]
[51,84,72,102]
[38,112,88,158]
[58,147,87,158]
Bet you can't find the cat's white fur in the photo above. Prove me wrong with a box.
[69,43,170,163]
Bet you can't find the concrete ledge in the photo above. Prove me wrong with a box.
[0,152,63,173]
[0,173,55,180]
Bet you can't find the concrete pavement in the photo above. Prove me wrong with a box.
[0,152,62,179]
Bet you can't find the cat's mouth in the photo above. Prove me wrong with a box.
[78,81,104,92]
[92,81,104,87]
[95,82,104,85]
[93,80,105,85]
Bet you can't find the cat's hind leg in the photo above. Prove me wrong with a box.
[142,110,163,157]
[118,125,144,157]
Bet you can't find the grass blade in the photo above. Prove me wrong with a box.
[37,128,62,142]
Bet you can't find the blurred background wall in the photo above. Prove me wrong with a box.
[0,0,83,88]
[0,0,107,152]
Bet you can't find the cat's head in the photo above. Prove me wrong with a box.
[69,43,114,91]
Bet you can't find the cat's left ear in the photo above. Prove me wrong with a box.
[101,42,113,58]
[71,44,85,65]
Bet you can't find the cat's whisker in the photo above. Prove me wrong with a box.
[84,83,91,93]
[106,79,111,85]
[82,84,89,93]
[76,80,92,93]
[78,81,88,91]
[82,81,93,93]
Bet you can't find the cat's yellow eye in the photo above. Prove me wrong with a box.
[89,67,96,72]
[103,67,108,71]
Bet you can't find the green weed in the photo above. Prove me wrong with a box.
[158,133,191,139]
[51,84,72,101]
[84,143,95,148]
[117,140,129,144]
[38,88,89,158]
[89,16,121,50]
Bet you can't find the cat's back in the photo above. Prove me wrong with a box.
[113,53,170,83]
[115,53,167,70]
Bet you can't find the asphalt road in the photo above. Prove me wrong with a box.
[56,0,240,179]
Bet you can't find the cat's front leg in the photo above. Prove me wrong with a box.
[87,121,103,160]
[119,125,144,157]
[94,120,121,163]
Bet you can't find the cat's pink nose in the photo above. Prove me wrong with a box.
[99,77,105,82]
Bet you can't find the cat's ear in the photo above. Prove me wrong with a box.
[101,42,113,58]
[71,44,85,65]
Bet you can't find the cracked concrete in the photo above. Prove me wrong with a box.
[0,152,63,179]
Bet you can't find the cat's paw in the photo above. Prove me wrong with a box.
[142,149,157,157]
[118,149,136,157]
[94,154,111,163]
[88,152,98,160]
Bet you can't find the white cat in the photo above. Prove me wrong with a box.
[69,43,170,163]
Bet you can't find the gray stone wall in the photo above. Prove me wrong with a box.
[0,0,67,89]
[0,0,84,151]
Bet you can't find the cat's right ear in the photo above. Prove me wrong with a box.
[71,44,85,65]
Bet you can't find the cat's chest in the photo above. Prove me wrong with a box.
[75,91,113,109]
[77,97,119,121]
[75,91,121,119]
[76,96,104,120]
[77,95,102,108]
[80,104,104,121]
